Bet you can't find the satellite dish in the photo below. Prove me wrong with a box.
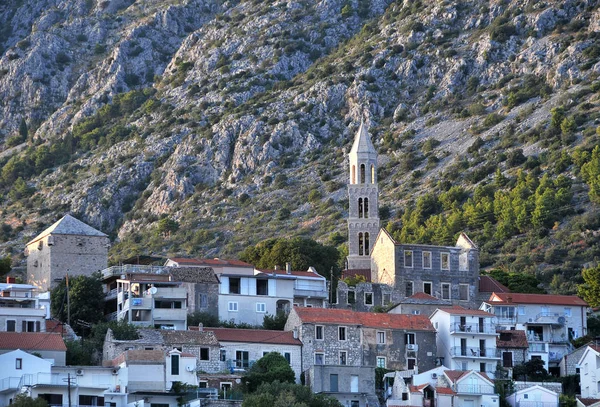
[557,316,566,325]
[149,287,158,295]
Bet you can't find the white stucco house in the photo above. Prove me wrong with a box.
[578,345,600,400]
[506,384,559,407]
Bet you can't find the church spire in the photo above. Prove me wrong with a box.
[350,120,377,156]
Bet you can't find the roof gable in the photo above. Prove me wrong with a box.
[28,214,107,244]
[349,120,376,155]
[488,292,588,306]
[444,370,493,386]
[578,345,600,366]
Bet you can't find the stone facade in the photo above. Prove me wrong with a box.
[333,281,399,312]
[560,341,591,376]
[347,121,380,270]
[26,215,109,291]
[371,230,480,308]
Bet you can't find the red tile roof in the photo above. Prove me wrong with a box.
[409,383,429,392]
[489,292,588,306]
[409,292,440,301]
[341,269,372,282]
[479,276,510,293]
[204,328,301,345]
[436,387,456,395]
[257,269,325,278]
[0,332,67,351]
[577,398,600,407]
[169,258,253,268]
[435,305,494,317]
[293,307,435,331]
[444,370,492,384]
[497,330,528,348]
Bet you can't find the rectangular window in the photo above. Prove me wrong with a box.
[339,351,347,365]
[16,358,22,369]
[220,349,226,362]
[348,290,355,304]
[351,376,359,393]
[459,284,469,301]
[284,352,291,364]
[229,277,241,294]
[256,303,266,313]
[518,305,525,315]
[200,348,209,361]
[228,301,238,312]
[405,281,413,297]
[441,253,450,270]
[377,356,386,368]
[564,308,572,317]
[200,294,208,308]
[502,352,513,368]
[6,320,15,332]
[404,250,413,268]
[377,331,386,344]
[423,282,432,295]
[441,283,451,300]
[364,292,373,305]
[315,325,324,340]
[23,321,36,332]
[220,383,232,392]
[351,401,359,407]
[339,326,347,341]
[315,353,324,365]
[171,354,179,375]
[199,381,208,388]
[412,310,421,315]
[330,374,339,392]
[480,362,486,373]
[236,351,249,368]
[382,293,391,305]
[422,251,432,269]
[256,279,269,295]
[407,358,416,370]
[405,333,415,344]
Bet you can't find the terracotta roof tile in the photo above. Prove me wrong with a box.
[577,398,600,407]
[444,370,469,383]
[204,328,302,345]
[409,383,429,392]
[497,330,528,348]
[489,292,587,306]
[436,387,456,395]
[0,332,66,351]
[293,307,435,331]
[435,305,494,317]
[341,269,372,282]
[479,276,510,293]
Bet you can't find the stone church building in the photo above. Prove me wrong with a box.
[26,215,109,291]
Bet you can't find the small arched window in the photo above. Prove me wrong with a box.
[364,198,369,218]
[371,164,375,183]
[358,198,363,218]
[365,232,370,256]
[358,233,364,256]
[352,165,356,184]
[360,164,366,184]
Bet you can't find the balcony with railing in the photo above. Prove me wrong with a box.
[226,359,256,371]
[529,343,548,353]
[122,297,153,311]
[451,322,496,335]
[0,377,21,392]
[153,307,187,321]
[450,347,500,359]
[293,282,327,299]
[455,384,495,394]
[534,312,566,325]
[517,402,557,407]
[21,373,78,387]
[101,265,167,279]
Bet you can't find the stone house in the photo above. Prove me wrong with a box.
[170,267,220,316]
[284,307,436,407]
[496,330,528,377]
[26,215,109,292]
[370,229,480,308]
[387,292,452,317]
[333,281,398,312]
[560,341,593,377]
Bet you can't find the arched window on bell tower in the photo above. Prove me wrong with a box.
[358,233,364,256]
[358,198,363,218]
[364,198,369,218]
[360,164,366,184]
[352,165,356,184]
[364,232,370,256]
[371,164,375,183]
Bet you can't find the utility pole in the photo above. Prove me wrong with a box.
[62,373,74,407]
[66,273,70,327]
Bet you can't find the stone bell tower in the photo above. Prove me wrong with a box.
[346,121,379,270]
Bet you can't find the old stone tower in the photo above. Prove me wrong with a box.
[26,215,109,291]
[346,121,380,270]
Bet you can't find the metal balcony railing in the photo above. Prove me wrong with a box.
[450,347,500,358]
[528,343,547,353]
[455,384,495,394]
[0,377,21,391]
[101,265,167,279]
[452,323,496,334]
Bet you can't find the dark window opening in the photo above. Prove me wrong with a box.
[200,348,209,360]
[229,278,241,294]
[256,279,268,295]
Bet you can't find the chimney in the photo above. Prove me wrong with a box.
[6,277,15,284]
[286,263,291,274]
[198,323,203,332]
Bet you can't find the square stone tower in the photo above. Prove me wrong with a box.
[26,215,109,291]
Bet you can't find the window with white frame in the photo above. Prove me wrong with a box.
[422,251,432,269]
[382,293,391,305]
[405,333,415,344]
[518,305,525,315]
[404,250,413,268]
[405,281,413,297]
[228,301,238,312]
[315,353,324,365]
[377,356,386,368]
[338,326,347,341]
[377,331,386,344]
[564,308,572,317]
[412,310,421,315]
[364,292,373,305]
[256,303,266,313]
[441,283,451,300]
[339,351,347,365]
[441,253,450,270]
[315,325,324,340]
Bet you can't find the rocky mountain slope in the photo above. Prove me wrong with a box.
[1,0,600,292]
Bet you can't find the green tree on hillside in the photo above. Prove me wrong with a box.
[243,381,342,407]
[578,265,600,307]
[0,256,11,276]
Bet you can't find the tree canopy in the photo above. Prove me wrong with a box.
[485,269,545,294]
[243,352,296,393]
[0,256,11,276]
[10,395,48,407]
[50,272,105,333]
[242,381,342,407]
[578,264,600,307]
[239,237,341,278]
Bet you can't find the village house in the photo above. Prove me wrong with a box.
[0,277,48,333]
[436,370,499,407]
[284,307,436,407]
[481,292,588,375]
[506,383,560,407]
[25,215,109,292]
[387,292,452,317]
[0,332,66,366]
[577,344,600,401]
[333,280,397,312]
[430,306,500,377]
[496,330,529,378]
